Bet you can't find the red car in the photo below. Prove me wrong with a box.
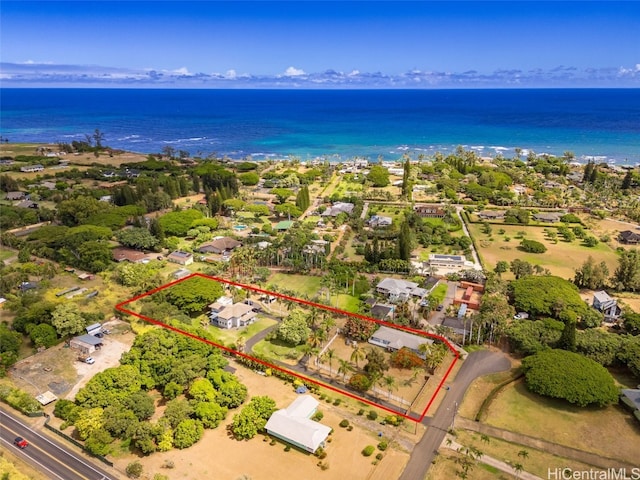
[14,436,28,448]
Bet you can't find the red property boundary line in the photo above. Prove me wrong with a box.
[115,272,460,423]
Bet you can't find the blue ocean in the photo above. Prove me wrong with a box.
[1,88,639,164]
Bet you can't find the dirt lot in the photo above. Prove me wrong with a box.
[10,320,134,402]
[120,361,416,480]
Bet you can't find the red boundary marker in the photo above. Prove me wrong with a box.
[115,272,460,423]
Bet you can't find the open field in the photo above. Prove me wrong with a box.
[122,361,413,480]
[268,273,323,297]
[427,449,515,480]
[454,430,599,478]
[483,379,640,465]
[458,368,517,419]
[467,223,620,279]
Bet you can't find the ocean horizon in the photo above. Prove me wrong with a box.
[1,88,639,164]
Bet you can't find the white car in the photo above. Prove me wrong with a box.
[85,357,95,364]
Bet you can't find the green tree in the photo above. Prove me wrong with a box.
[116,228,159,250]
[123,391,155,421]
[164,276,225,315]
[28,323,58,348]
[85,428,113,456]
[51,303,86,340]
[509,259,534,279]
[173,419,204,449]
[158,209,204,237]
[367,165,390,187]
[519,239,547,253]
[623,312,640,336]
[574,256,609,290]
[558,320,577,352]
[163,398,194,429]
[494,260,509,276]
[397,220,413,261]
[275,309,311,346]
[612,249,640,292]
[270,188,294,204]
[230,396,276,439]
[193,401,227,428]
[189,378,217,402]
[511,275,586,319]
[0,323,22,376]
[74,407,105,440]
[521,349,619,407]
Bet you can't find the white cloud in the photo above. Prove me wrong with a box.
[169,67,192,76]
[284,66,305,77]
[225,69,237,79]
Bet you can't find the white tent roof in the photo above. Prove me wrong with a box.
[265,395,331,452]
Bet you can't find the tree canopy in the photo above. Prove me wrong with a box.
[163,277,224,315]
[510,275,587,319]
[521,349,619,407]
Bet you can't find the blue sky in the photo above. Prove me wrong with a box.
[1,1,639,88]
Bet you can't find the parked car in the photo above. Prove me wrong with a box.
[436,304,444,311]
[14,437,28,448]
[84,357,95,364]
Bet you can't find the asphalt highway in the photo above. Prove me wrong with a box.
[0,408,115,480]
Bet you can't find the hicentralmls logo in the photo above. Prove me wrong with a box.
[548,468,640,480]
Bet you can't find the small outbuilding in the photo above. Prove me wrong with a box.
[70,334,103,355]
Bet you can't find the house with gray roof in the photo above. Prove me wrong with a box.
[210,301,257,329]
[376,278,426,302]
[198,236,242,254]
[618,230,640,245]
[592,290,621,323]
[532,212,563,223]
[368,325,433,355]
[367,215,393,228]
[322,202,354,217]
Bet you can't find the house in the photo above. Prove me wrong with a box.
[172,268,192,279]
[322,202,354,217]
[275,220,294,231]
[265,395,331,454]
[5,191,27,201]
[367,215,393,228]
[20,164,44,173]
[368,325,433,355]
[167,251,194,265]
[40,181,57,190]
[303,239,329,255]
[370,303,395,321]
[86,323,103,336]
[428,254,474,273]
[16,200,38,209]
[112,247,154,263]
[532,212,563,223]
[210,302,257,329]
[477,210,506,220]
[618,230,640,245]
[376,278,426,302]
[592,291,622,322]
[620,389,640,424]
[198,237,242,254]
[414,204,446,218]
[70,334,103,355]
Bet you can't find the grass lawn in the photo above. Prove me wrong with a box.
[205,316,277,346]
[268,273,322,297]
[0,248,15,262]
[467,223,620,279]
[454,430,598,479]
[459,369,517,419]
[427,450,514,480]
[251,338,307,365]
[430,283,448,304]
[483,379,640,465]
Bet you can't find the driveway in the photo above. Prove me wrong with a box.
[398,350,511,480]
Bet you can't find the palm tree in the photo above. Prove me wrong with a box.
[350,344,366,368]
[337,359,352,382]
[323,348,335,377]
[380,375,397,400]
[513,462,523,478]
[480,434,490,445]
[517,449,529,459]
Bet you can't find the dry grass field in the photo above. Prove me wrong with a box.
[483,380,640,465]
[467,223,621,279]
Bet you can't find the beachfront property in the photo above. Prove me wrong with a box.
[322,202,354,217]
[209,299,257,329]
[368,325,433,356]
[618,230,640,245]
[198,236,242,254]
[376,278,427,302]
[592,291,622,323]
[265,395,331,453]
[413,204,446,218]
[167,250,194,265]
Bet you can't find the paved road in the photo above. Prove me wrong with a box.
[398,350,511,480]
[0,408,115,480]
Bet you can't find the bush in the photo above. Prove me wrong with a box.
[520,239,547,253]
[339,419,349,428]
[333,398,341,406]
[376,453,383,460]
[367,410,378,421]
[126,461,143,478]
[377,440,388,451]
[347,425,353,431]
[522,349,619,407]
[357,408,365,416]
[312,411,324,421]
[362,445,375,457]
[284,445,291,452]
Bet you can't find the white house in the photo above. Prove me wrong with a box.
[265,395,331,453]
[367,215,392,228]
[368,325,433,355]
[592,291,622,323]
[322,202,354,217]
[376,278,426,302]
[427,254,475,273]
[210,302,257,329]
